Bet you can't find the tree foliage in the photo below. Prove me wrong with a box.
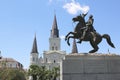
[0,68,26,80]
[28,65,60,80]
[28,65,40,80]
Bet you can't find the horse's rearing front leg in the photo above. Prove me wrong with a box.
[67,36,75,46]
[65,32,75,41]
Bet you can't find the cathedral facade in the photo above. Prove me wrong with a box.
[30,15,66,70]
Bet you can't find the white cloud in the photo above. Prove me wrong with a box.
[49,0,65,3]
[63,0,90,15]
[49,0,52,3]
[60,35,65,40]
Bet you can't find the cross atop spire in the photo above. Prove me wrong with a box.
[31,34,38,53]
[51,14,59,38]
[71,39,78,54]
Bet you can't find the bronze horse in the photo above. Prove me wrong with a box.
[65,14,115,53]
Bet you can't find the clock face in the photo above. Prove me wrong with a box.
[53,54,56,58]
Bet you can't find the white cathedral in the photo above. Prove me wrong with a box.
[29,14,78,80]
[30,15,67,69]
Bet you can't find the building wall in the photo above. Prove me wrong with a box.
[30,53,38,65]
[38,51,66,70]
[61,53,120,80]
[43,51,66,63]
[49,38,61,51]
[0,58,23,69]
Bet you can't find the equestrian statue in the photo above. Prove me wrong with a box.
[65,13,115,53]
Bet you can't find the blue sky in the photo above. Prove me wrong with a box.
[0,0,120,69]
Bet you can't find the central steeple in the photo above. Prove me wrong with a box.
[51,14,59,38]
[49,14,61,51]
[31,34,38,53]
[30,34,39,65]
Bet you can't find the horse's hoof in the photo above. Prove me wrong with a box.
[65,37,67,41]
[65,38,67,41]
[89,50,96,53]
[68,44,70,46]
[67,43,70,46]
[77,41,82,44]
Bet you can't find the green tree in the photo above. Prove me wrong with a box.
[0,68,26,80]
[28,65,40,80]
[52,67,60,80]
[0,61,7,69]
[45,70,52,80]
[28,65,60,80]
[37,66,50,80]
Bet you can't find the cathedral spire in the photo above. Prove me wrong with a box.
[0,51,2,59]
[71,39,78,53]
[31,34,38,53]
[51,14,59,38]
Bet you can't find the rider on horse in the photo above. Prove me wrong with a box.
[86,15,96,32]
[78,14,96,43]
[65,13,115,53]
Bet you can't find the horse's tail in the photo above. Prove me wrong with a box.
[102,34,115,48]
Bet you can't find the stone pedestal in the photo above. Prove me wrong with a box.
[60,53,120,80]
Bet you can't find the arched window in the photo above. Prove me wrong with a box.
[54,60,56,63]
[52,46,54,50]
[46,58,48,63]
[33,57,35,61]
